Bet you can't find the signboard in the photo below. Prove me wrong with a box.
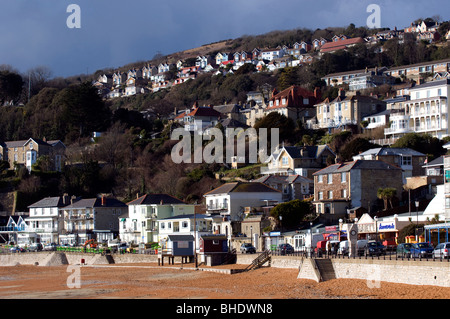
[378,222,395,231]
[269,231,281,237]
[357,223,376,233]
[325,226,337,232]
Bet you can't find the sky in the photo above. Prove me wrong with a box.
[0,0,449,78]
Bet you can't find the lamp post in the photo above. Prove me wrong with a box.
[309,221,313,257]
[374,216,378,242]
[279,215,283,233]
[415,200,420,242]
[250,225,253,247]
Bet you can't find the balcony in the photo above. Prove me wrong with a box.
[28,227,59,233]
[0,226,26,232]
[206,204,228,212]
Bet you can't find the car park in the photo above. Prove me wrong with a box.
[278,243,294,255]
[240,243,256,254]
[396,243,412,258]
[410,242,434,258]
[364,241,386,256]
[432,242,450,259]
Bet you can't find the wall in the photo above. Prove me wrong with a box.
[236,254,450,287]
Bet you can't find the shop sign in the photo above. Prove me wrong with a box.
[269,231,281,237]
[357,223,375,233]
[378,222,395,231]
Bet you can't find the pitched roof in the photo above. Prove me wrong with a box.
[266,85,319,110]
[355,147,426,157]
[64,198,127,209]
[127,194,186,206]
[204,182,280,196]
[28,196,67,208]
[320,37,364,53]
[312,160,401,176]
[278,145,335,160]
[253,174,312,184]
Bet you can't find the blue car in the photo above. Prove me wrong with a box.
[410,242,434,258]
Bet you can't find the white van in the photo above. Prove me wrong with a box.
[357,240,369,255]
[338,240,349,255]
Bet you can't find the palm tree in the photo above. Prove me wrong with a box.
[377,187,397,210]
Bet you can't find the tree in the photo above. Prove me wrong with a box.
[392,133,445,161]
[0,70,24,104]
[377,187,397,210]
[53,82,112,142]
[270,199,312,230]
[253,112,296,144]
[339,137,379,161]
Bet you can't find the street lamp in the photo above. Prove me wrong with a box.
[250,225,253,247]
[415,200,420,241]
[279,215,283,233]
[374,216,378,242]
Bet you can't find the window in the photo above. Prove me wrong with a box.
[318,192,323,200]
[318,175,323,183]
[438,89,442,96]
[341,173,346,183]
[342,189,347,198]
[328,174,333,184]
[328,191,333,199]
[182,221,188,228]
[282,156,289,165]
[401,156,412,166]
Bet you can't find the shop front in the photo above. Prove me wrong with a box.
[354,213,409,245]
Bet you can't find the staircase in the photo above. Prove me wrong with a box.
[245,250,271,271]
[314,258,336,281]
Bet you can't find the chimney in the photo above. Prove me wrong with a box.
[63,193,70,206]
[160,200,164,205]
[314,87,321,99]
[101,195,105,206]
[339,88,345,98]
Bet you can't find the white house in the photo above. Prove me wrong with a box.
[121,194,196,244]
[158,214,222,252]
[25,196,71,245]
[260,48,285,61]
[203,182,282,240]
[384,79,450,139]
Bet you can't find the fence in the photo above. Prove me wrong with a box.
[270,247,450,263]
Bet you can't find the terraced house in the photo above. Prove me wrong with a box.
[312,160,403,223]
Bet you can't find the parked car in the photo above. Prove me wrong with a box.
[240,243,256,254]
[432,242,450,259]
[28,243,43,252]
[396,243,412,258]
[43,243,57,251]
[410,242,434,258]
[364,241,386,256]
[278,243,294,255]
[10,246,25,253]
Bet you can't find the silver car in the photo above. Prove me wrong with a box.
[433,242,450,259]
